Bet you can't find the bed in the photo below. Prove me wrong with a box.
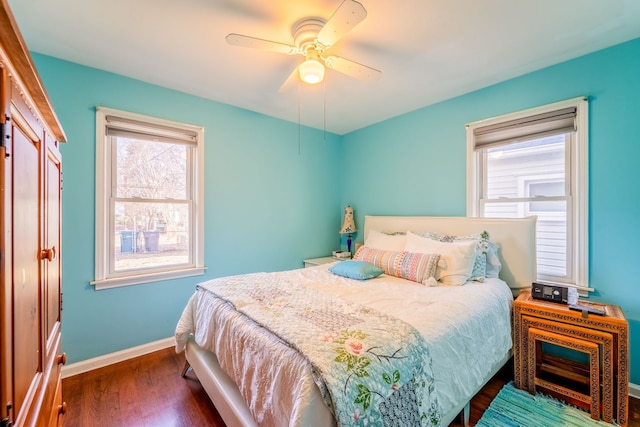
[175,215,536,426]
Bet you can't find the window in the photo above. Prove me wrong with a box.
[93,107,205,289]
[466,98,588,289]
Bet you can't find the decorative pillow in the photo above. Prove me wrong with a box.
[353,246,440,285]
[485,240,502,278]
[329,261,384,280]
[364,229,407,252]
[412,230,490,281]
[404,232,477,286]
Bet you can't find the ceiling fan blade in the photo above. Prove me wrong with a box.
[225,34,298,55]
[278,66,301,93]
[324,56,381,82]
[316,0,367,48]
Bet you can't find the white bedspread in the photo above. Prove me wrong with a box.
[175,263,514,426]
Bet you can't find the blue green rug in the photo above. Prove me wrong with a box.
[476,382,617,426]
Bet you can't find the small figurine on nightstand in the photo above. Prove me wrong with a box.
[339,205,357,255]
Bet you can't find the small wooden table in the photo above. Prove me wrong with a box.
[513,291,629,426]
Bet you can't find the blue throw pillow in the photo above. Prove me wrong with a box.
[329,260,384,280]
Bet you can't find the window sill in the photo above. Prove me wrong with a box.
[91,266,207,290]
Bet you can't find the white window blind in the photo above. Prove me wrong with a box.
[473,107,577,149]
[104,115,198,144]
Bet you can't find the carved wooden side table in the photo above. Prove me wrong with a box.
[513,290,628,426]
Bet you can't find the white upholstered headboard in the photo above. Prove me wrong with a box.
[363,216,537,296]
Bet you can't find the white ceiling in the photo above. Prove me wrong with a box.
[9,0,640,135]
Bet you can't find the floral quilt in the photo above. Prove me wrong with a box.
[197,272,442,427]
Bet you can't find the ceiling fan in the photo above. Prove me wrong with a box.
[225,0,381,90]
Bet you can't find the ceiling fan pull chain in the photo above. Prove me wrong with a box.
[298,82,301,156]
[323,77,327,140]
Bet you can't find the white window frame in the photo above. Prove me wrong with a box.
[92,107,206,289]
[466,97,589,290]
[519,174,565,219]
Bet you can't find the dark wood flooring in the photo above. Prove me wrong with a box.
[62,347,224,427]
[62,347,640,426]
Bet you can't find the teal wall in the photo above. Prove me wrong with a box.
[33,54,342,363]
[34,36,640,384]
[341,38,640,384]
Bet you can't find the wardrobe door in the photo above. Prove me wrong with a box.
[44,137,62,357]
[42,135,65,426]
[11,107,43,426]
[0,64,13,427]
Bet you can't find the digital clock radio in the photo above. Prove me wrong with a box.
[531,282,568,304]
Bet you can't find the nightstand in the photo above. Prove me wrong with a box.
[513,290,629,425]
[303,256,340,268]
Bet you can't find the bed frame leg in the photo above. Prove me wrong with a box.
[181,360,191,378]
[463,401,470,427]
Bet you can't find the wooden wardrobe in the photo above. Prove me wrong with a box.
[0,1,67,425]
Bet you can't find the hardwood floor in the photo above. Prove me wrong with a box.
[62,347,224,427]
[447,361,513,427]
[62,347,639,426]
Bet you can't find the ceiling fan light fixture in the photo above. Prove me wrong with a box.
[299,58,325,84]
[226,2,380,89]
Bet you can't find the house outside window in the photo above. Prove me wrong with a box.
[93,107,205,289]
[466,98,588,289]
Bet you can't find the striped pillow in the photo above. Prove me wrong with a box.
[353,246,440,286]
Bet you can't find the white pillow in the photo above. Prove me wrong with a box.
[404,232,477,285]
[364,229,407,252]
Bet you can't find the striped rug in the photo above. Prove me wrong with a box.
[477,382,617,426]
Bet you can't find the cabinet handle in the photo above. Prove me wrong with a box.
[57,353,67,366]
[40,246,57,262]
[58,402,67,415]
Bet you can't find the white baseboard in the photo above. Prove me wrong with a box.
[631,382,640,399]
[61,337,174,379]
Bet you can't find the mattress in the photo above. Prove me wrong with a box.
[176,262,514,426]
